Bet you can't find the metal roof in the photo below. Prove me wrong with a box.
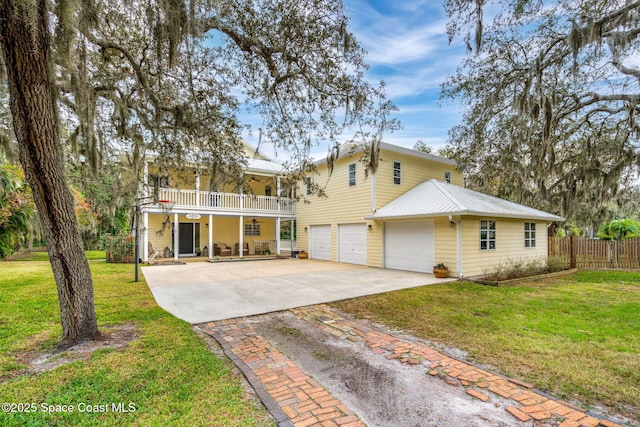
[246,157,285,174]
[313,142,456,167]
[368,180,564,221]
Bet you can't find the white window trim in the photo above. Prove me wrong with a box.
[348,163,356,186]
[480,220,496,251]
[244,223,261,236]
[524,222,536,248]
[393,161,402,185]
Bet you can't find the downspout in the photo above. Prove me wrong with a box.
[456,217,463,279]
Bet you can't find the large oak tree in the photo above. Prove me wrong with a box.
[442,0,640,230]
[0,0,391,345]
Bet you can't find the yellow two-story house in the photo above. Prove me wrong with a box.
[138,143,297,261]
[296,142,563,278]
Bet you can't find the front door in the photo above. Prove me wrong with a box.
[179,223,194,255]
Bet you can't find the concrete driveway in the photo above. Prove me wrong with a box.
[142,259,455,323]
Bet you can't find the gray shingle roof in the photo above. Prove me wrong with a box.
[368,180,564,221]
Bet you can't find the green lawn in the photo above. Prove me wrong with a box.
[332,270,640,421]
[0,252,273,426]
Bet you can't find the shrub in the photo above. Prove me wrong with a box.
[481,256,568,281]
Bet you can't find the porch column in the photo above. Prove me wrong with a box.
[239,215,244,258]
[208,214,213,259]
[195,170,200,207]
[275,217,281,254]
[173,213,179,261]
[143,160,149,198]
[276,176,281,212]
[142,212,149,261]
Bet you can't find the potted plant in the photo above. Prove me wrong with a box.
[433,263,449,278]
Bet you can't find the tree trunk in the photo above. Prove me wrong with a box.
[0,0,99,345]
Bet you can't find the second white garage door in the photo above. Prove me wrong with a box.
[338,223,367,265]
[310,225,332,261]
[384,220,434,273]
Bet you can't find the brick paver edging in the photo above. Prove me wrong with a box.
[197,319,365,427]
[291,305,625,427]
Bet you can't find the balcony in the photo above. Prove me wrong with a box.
[156,188,296,216]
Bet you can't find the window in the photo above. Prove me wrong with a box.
[444,171,451,183]
[348,163,356,186]
[265,185,272,197]
[480,220,496,250]
[306,177,312,195]
[244,223,261,236]
[150,175,169,194]
[393,161,401,185]
[525,222,536,248]
[150,175,169,187]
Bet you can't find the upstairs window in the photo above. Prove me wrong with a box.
[150,175,169,189]
[348,163,356,186]
[480,220,496,250]
[265,185,272,197]
[525,223,536,248]
[306,177,312,195]
[393,161,401,185]
[444,171,451,183]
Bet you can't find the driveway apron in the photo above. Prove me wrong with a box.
[142,259,452,324]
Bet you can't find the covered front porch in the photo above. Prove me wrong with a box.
[139,210,296,262]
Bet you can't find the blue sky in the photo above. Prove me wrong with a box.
[343,0,467,148]
[244,0,469,159]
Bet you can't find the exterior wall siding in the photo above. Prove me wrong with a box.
[433,217,459,277]
[460,217,548,277]
[375,153,462,210]
[297,149,463,268]
[297,154,373,262]
[367,221,383,267]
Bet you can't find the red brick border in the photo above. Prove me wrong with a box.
[291,305,625,427]
[197,319,365,427]
[198,305,626,427]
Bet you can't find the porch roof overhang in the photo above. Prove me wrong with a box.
[245,158,287,175]
[365,179,565,222]
[143,206,296,218]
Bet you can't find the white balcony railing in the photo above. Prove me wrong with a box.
[157,188,296,215]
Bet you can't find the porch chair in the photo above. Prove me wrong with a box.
[148,242,163,261]
[260,242,272,255]
[235,242,249,256]
[213,243,232,257]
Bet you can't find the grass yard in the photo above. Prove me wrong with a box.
[332,270,640,422]
[0,251,273,426]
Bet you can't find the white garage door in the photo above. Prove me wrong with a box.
[338,223,367,265]
[310,225,332,261]
[384,220,434,273]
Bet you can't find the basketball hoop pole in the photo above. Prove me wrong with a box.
[134,203,141,282]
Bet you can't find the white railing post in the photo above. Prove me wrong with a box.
[158,188,296,214]
[195,171,200,207]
